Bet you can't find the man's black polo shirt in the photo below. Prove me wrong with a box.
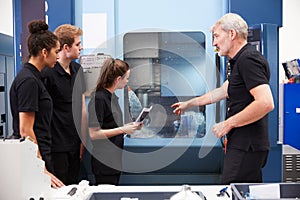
[10,62,53,158]
[42,61,86,152]
[227,43,271,151]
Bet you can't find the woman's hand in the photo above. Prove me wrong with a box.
[44,168,65,189]
[120,122,142,134]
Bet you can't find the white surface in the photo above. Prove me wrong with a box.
[0,139,51,200]
[82,13,107,49]
[249,183,280,199]
[0,0,13,36]
[279,0,300,82]
[51,182,231,200]
[283,144,300,154]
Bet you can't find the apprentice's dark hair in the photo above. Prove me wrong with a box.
[26,20,58,59]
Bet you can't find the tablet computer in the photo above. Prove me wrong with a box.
[135,106,152,122]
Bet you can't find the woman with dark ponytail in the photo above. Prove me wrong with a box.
[10,20,64,188]
[88,58,142,185]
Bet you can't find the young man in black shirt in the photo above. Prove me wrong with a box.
[42,24,86,185]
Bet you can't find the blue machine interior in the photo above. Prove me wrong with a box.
[120,31,224,185]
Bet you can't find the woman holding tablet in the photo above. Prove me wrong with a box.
[88,58,142,185]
